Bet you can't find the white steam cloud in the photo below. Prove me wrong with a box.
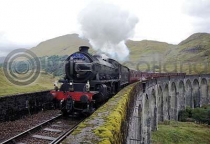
[78,1,138,61]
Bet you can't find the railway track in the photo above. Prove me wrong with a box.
[1,114,84,144]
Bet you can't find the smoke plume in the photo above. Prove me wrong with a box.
[78,1,138,61]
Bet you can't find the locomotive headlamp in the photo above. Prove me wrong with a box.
[69,81,74,91]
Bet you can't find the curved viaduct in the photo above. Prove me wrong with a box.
[127,74,210,144]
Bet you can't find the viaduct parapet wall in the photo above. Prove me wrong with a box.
[0,91,52,122]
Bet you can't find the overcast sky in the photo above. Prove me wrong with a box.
[0,0,210,57]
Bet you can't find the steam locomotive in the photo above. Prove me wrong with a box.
[50,46,185,115]
[50,46,140,115]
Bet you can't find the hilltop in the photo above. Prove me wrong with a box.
[166,32,210,61]
[177,32,210,62]
[31,34,91,57]
[164,33,210,74]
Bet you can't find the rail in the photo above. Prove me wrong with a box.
[1,114,62,144]
[50,119,85,144]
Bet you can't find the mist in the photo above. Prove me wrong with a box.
[78,1,138,61]
[0,33,34,57]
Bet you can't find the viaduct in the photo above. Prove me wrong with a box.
[127,74,210,144]
[63,74,210,143]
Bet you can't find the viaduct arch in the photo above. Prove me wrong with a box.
[127,74,210,144]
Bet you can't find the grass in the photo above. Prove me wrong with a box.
[0,68,57,96]
[152,121,210,144]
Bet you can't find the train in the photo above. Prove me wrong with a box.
[50,46,185,115]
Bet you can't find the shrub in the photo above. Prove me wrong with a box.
[201,104,208,109]
[186,106,192,118]
[191,108,210,124]
[178,110,189,122]
[178,106,210,125]
[191,108,206,123]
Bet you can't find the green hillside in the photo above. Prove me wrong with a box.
[177,33,210,63]
[127,40,175,61]
[166,33,210,61]
[164,33,210,74]
[0,68,56,96]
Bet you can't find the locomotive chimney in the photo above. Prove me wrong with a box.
[79,46,89,53]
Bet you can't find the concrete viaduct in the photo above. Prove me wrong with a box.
[126,74,210,144]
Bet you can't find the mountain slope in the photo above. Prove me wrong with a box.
[177,33,210,61]
[126,40,175,61]
[0,68,56,96]
[164,33,210,74]
[167,33,210,62]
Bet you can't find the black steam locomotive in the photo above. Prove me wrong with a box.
[50,46,141,115]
